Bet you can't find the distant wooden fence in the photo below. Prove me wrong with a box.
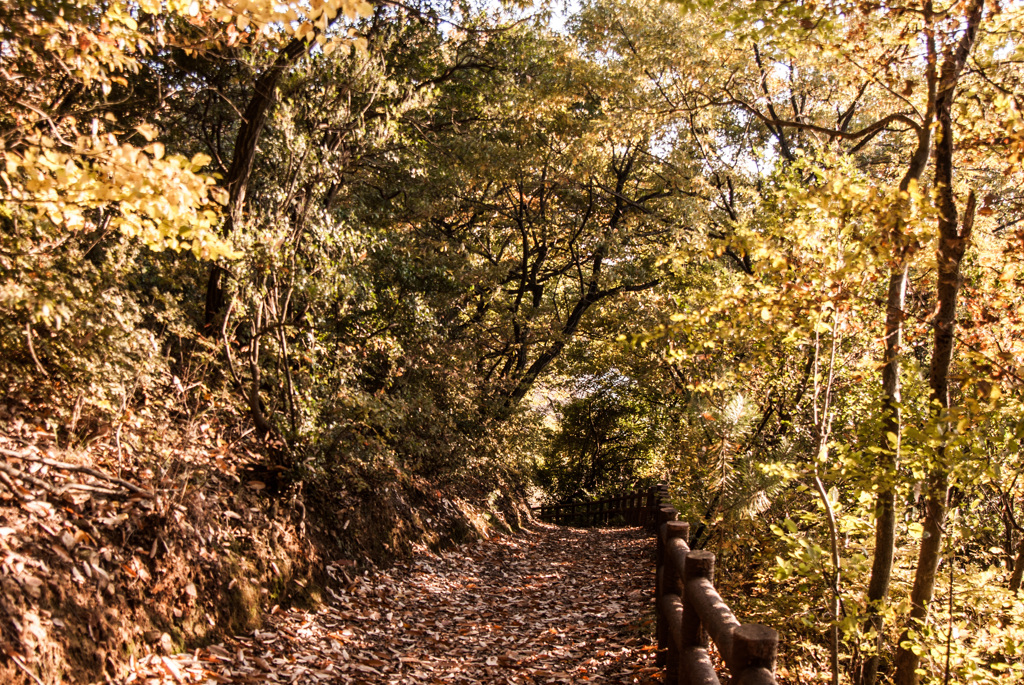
[531,489,652,527]
[534,484,779,685]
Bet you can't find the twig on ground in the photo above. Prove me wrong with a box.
[0,460,59,496]
[0,459,131,501]
[61,482,129,498]
[0,447,155,498]
[0,467,31,501]
[9,653,45,685]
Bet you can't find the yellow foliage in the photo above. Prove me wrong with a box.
[2,129,239,260]
[0,0,373,258]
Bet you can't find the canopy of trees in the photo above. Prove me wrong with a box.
[4,0,1024,682]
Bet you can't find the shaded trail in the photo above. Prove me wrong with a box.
[128,525,660,684]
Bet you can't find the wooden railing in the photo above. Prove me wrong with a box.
[651,484,779,685]
[531,489,653,527]
[533,483,780,684]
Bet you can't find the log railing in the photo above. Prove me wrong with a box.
[650,484,779,685]
[531,489,653,527]
[533,483,780,684]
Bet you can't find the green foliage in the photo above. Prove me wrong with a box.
[0,218,174,417]
[537,372,661,503]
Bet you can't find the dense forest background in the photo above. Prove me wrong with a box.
[3,0,1024,683]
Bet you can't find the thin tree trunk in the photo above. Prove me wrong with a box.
[892,5,982,681]
[860,267,907,685]
[204,38,315,328]
[812,320,841,685]
[1010,539,1024,592]
[860,33,937,678]
[815,471,842,685]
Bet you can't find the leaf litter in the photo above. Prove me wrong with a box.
[123,524,662,684]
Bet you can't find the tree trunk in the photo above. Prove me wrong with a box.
[891,4,982,681]
[860,266,907,685]
[203,38,313,329]
[1010,539,1024,592]
[860,43,938,683]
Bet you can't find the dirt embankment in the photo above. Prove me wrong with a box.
[0,397,526,685]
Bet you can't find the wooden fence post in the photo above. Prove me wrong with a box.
[655,505,678,667]
[732,624,778,685]
[645,486,658,532]
[681,550,715,651]
[662,521,689,684]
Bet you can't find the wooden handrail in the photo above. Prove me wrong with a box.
[531,489,652,528]
[653,486,779,685]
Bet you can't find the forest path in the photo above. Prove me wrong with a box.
[129,525,661,684]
